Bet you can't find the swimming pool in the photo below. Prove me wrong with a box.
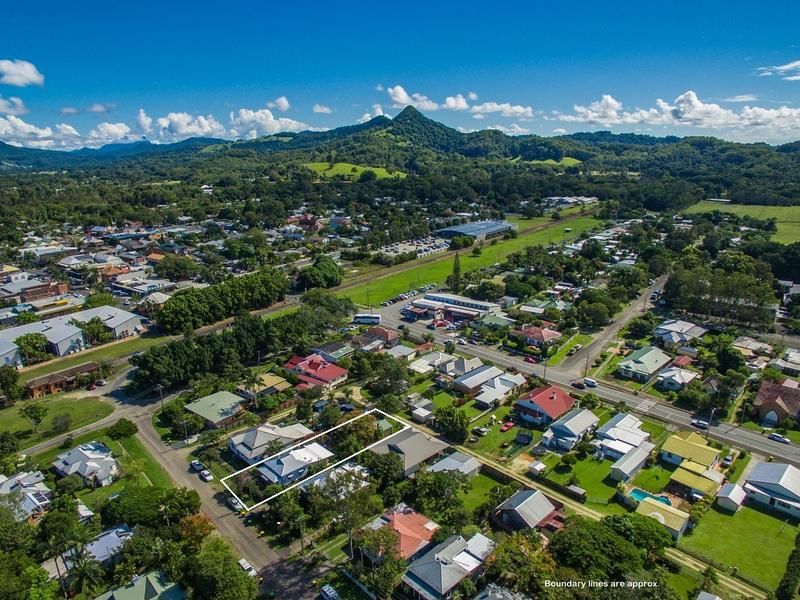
[629,488,671,506]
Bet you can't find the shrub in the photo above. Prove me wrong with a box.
[51,413,72,434]
[108,418,138,440]
[56,473,84,496]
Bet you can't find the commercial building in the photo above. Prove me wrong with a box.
[435,220,515,241]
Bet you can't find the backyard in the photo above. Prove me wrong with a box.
[542,453,619,503]
[680,504,800,589]
[465,406,538,461]
[5,394,114,450]
[631,463,675,493]
[459,471,514,514]
[548,333,593,366]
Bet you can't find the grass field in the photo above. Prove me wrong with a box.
[685,201,800,244]
[4,395,114,450]
[680,505,799,589]
[344,215,599,305]
[304,162,406,180]
[631,463,675,493]
[528,156,582,168]
[548,333,592,366]
[460,471,511,514]
[20,333,167,383]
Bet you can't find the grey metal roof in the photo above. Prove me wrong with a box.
[496,489,556,528]
[426,451,481,475]
[372,429,448,473]
[747,462,800,500]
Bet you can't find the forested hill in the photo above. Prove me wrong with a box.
[2,106,800,204]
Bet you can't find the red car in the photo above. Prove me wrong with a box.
[85,383,97,391]
[500,422,516,432]
[524,356,538,364]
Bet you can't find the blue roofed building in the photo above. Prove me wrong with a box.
[435,220,516,241]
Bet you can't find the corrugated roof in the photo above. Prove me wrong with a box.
[635,497,689,532]
[661,433,719,467]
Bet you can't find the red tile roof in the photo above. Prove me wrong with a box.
[284,354,347,384]
[517,385,575,419]
[366,326,400,342]
[383,510,438,559]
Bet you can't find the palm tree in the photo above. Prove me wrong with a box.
[69,548,104,596]
[242,370,261,404]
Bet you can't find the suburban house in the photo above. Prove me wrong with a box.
[228,422,314,464]
[513,385,575,426]
[425,451,481,477]
[408,352,456,375]
[452,365,504,395]
[716,483,747,513]
[284,354,349,389]
[660,433,722,498]
[635,497,690,539]
[235,373,292,402]
[24,361,100,398]
[184,391,244,429]
[364,503,439,560]
[771,349,800,376]
[475,372,526,409]
[732,336,773,358]
[440,356,483,378]
[660,432,719,468]
[593,412,651,459]
[137,291,172,315]
[385,345,417,361]
[371,429,448,476]
[311,341,355,364]
[519,298,572,316]
[656,366,700,391]
[511,324,562,348]
[617,346,672,382]
[95,571,185,600]
[364,326,401,348]
[0,471,52,519]
[609,442,656,482]
[654,319,707,350]
[401,533,496,600]
[53,441,119,487]
[256,442,334,485]
[542,408,599,450]
[753,379,800,426]
[494,489,563,532]
[66,525,133,568]
[744,462,800,518]
[350,334,384,353]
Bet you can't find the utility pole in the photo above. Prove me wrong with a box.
[584,352,590,377]
[705,407,717,441]
[155,384,164,411]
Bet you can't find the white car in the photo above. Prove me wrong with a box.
[238,559,257,577]
[768,432,791,445]
[199,469,214,482]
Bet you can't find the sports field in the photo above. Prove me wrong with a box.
[304,162,406,180]
[343,215,599,305]
[685,201,800,244]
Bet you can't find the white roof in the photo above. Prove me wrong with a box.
[746,462,800,500]
[717,483,746,504]
[658,367,699,385]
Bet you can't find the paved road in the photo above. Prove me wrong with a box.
[558,275,668,376]
[380,309,800,466]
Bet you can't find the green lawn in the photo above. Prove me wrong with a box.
[640,419,670,445]
[545,455,619,502]
[304,162,406,180]
[680,505,800,589]
[20,333,168,383]
[667,567,702,599]
[685,201,800,244]
[528,156,582,168]
[343,215,600,305]
[317,570,372,600]
[262,306,299,320]
[5,395,114,450]
[631,463,675,493]
[465,406,536,459]
[547,333,592,366]
[460,471,512,514]
[315,532,349,564]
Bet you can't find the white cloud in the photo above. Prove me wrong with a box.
[375,83,384,92]
[757,59,800,80]
[229,108,308,139]
[89,122,132,142]
[0,59,44,87]
[386,85,439,111]
[87,102,116,114]
[0,95,27,115]
[313,104,333,114]
[471,101,534,119]
[59,106,79,115]
[556,90,800,140]
[56,123,80,137]
[267,96,290,111]
[553,127,567,134]
[723,94,758,102]
[0,115,78,149]
[154,112,227,141]
[137,108,153,134]
[487,123,530,136]
[357,104,386,123]
[443,94,469,111]
[468,91,478,101]
[457,126,478,133]
[472,113,485,120]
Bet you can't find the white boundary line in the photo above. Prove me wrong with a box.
[219,408,412,512]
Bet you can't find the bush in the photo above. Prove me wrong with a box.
[776,535,800,600]
[55,473,84,496]
[108,418,138,440]
[51,413,72,434]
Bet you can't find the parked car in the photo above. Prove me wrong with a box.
[238,559,257,577]
[199,469,214,482]
[320,585,341,600]
[472,426,489,436]
[228,496,245,512]
[190,460,205,472]
[691,418,710,430]
[96,379,107,386]
[570,380,586,389]
[721,455,733,468]
[768,432,791,444]
[500,422,515,432]
[524,356,538,364]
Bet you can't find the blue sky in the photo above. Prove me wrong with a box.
[2,0,800,149]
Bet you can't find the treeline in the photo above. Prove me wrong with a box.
[156,267,288,334]
[777,531,800,600]
[134,290,353,389]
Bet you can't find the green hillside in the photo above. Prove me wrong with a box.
[304,162,406,180]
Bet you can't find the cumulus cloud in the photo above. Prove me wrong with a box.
[443,94,469,111]
[0,115,81,149]
[553,127,568,134]
[267,96,290,111]
[56,123,80,137]
[155,112,227,141]
[387,85,439,111]
[723,94,758,102]
[0,59,44,87]
[87,102,116,114]
[89,122,132,141]
[470,101,533,119]
[757,59,800,80]
[468,91,478,101]
[375,83,384,92]
[313,104,333,114]
[229,108,308,138]
[59,106,79,115]
[555,90,800,139]
[137,108,153,134]
[0,95,27,115]
[357,104,386,123]
[487,123,530,136]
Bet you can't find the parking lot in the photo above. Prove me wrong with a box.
[375,235,449,258]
